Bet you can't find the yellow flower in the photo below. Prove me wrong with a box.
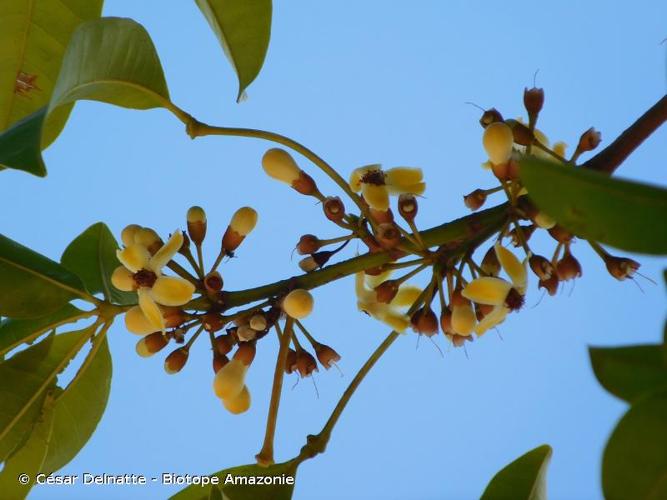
[483,122,514,165]
[461,243,527,336]
[349,165,425,211]
[213,358,248,400]
[113,229,195,333]
[355,272,420,333]
[282,289,314,319]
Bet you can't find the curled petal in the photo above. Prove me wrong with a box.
[495,242,527,291]
[150,276,195,306]
[378,310,410,333]
[362,184,390,211]
[475,306,509,336]
[452,302,476,336]
[125,306,157,335]
[117,244,150,273]
[111,266,135,292]
[462,277,512,306]
[138,288,165,332]
[121,224,142,247]
[149,230,183,272]
[355,272,375,303]
[391,285,422,308]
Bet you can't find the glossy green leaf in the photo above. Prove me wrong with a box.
[171,461,298,500]
[0,233,87,319]
[590,345,667,403]
[0,304,85,358]
[520,157,667,255]
[61,222,136,305]
[0,393,56,498]
[0,0,104,171]
[481,445,552,500]
[195,0,272,101]
[42,334,112,472]
[603,388,667,500]
[0,17,172,176]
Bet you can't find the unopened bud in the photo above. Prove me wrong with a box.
[556,251,582,281]
[479,108,504,128]
[481,246,501,276]
[223,385,251,414]
[222,207,258,253]
[203,312,226,333]
[463,189,487,211]
[538,273,559,296]
[297,234,321,255]
[529,255,554,280]
[204,271,224,293]
[375,223,401,249]
[295,350,318,377]
[523,87,544,119]
[164,348,189,374]
[410,306,439,337]
[299,251,333,272]
[604,255,640,281]
[186,206,207,245]
[440,308,453,334]
[483,122,515,165]
[249,313,268,331]
[398,194,418,221]
[314,343,341,369]
[374,280,400,304]
[576,127,601,155]
[136,332,169,357]
[233,342,256,366]
[213,358,247,400]
[282,289,314,319]
[285,348,298,374]
[213,353,229,373]
[509,224,536,247]
[323,196,345,222]
[215,334,235,355]
[262,148,319,196]
[548,225,574,244]
[448,333,474,347]
[237,325,257,342]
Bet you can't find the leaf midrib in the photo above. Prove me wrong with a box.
[0,253,87,300]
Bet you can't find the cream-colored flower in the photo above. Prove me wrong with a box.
[112,229,195,333]
[355,272,421,333]
[349,165,425,211]
[461,243,527,336]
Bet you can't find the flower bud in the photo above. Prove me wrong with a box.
[135,332,169,358]
[297,234,321,255]
[323,196,345,223]
[222,207,258,253]
[480,246,501,276]
[538,274,559,296]
[556,251,582,281]
[398,194,418,221]
[212,353,229,373]
[285,348,298,374]
[523,87,544,119]
[233,342,256,366]
[249,313,268,331]
[314,343,341,369]
[262,148,319,195]
[529,255,554,280]
[121,224,142,247]
[440,308,453,334]
[463,189,487,211]
[410,306,439,337]
[295,350,318,377]
[533,211,556,229]
[450,291,476,336]
[375,223,401,249]
[215,334,235,355]
[204,271,224,293]
[237,325,257,342]
[374,280,400,304]
[548,225,574,244]
[479,108,504,128]
[203,313,226,333]
[604,255,640,281]
[213,358,247,400]
[508,224,536,247]
[282,289,314,319]
[483,122,514,165]
[164,348,189,374]
[448,333,474,348]
[222,385,251,414]
[186,206,207,245]
[299,255,319,272]
[576,127,601,154]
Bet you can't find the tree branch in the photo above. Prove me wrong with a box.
[582,94,667,174]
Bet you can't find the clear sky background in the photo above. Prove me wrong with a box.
[2,1,666,499]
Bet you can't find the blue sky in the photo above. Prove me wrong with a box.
[2,1,667,499]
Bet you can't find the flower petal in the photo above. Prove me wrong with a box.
[364,269,393,289]
[379,310,410,333]
[349,165,380,192]
[452,302,476,336]
[121,224,142,247]
[391,285,422,308]
[149,230,183,272]
[385,167,423,187]
[495,242,527,290]
[213,359,247,400]
[150,276,195,306]
[462,277,511,306]
[362,184,390,211]
[117,244,150,273]
[125,305,158,335]
[138,288,165,332]
[355,272,374,303]
[111,266,135,292]
[475,306,509,336]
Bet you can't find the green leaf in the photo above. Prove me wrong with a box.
[519,157,667,255]
[61,222,136,305]
[42,334,112,472]
[590,345,667,403]
[0,233,88,319]
[0,17,172,175]
[0,304,85,358]
[603,388,667,500]
[0,393,56,498]
[481,445,552,500]
[0,0,104,165]
[171,461,298,500]
[194,0,272,101]
[0,328,91,462]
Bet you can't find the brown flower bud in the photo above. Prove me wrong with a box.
[136,332,169,358]
[186,206,207,245]
[297,234,321,255]
[163,307,187,329]
[233,342,257,366]
[411,306,439,337]
[440,308,453,334]
[576,127,601,154]
[506,156,521,180]
[556,251,582,281]
[479,108,504,128]
[204,271,224,293]
[292,171,319,196]
[604,255,640,281]
[538,273,559,296]
[398,194,418,221]
[523,87,544,119]
[448,333,473,348]
[505,119,534,146]
[376,223,401,249]
[463,189,487,211]
[213,353,229,373]
[285,348,298,374]
[295,349,318,377]
[548,225,574,244]
[491,161,511,181]
[164,348,189,374]
[374,280,400,304]
[215,334,235,355]
[529,255,554,280]
[249,313,268,331]
[323,196,345,222]
[299,251,333,272]
[314,343,341,369]
[203,313,226,333]
[509,224,536,247]
[481,246,501,276]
